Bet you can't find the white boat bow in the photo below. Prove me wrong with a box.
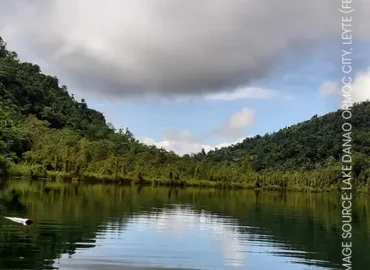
[4,217,33,226]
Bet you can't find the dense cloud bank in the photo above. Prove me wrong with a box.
[1,0,369,97]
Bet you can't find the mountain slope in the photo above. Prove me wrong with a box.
[1,36,369,191]
[206,102,370,171]
[0,37,112,141]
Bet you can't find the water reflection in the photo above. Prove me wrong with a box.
[128,207,248,268]
[53,206,336,270]
[0,179,369,270]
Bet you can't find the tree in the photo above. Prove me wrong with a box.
[0,107,23,159]
[0,37,7,58]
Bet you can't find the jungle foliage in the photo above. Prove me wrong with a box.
[1,37,369,192]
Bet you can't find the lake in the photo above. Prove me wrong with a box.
[0,179,369,270]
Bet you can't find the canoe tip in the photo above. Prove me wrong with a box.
[4,217,33,226]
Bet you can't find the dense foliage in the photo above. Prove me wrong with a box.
[0,37,369,192]
[206,103,370,171]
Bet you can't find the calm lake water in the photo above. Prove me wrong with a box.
[0,179,369,270]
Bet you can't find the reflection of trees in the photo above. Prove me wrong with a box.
[0,180,131,269]
[0,179,369,269]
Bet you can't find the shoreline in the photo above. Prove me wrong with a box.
[5,168,370,194]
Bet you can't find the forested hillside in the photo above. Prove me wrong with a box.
[0,37,176,170]
[1,37,369,192]
[206,102,370,171]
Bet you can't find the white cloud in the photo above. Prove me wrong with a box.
[228,108,255,129]
[215,107,255,138]
[141,137,171,149]
[157,86,292,103]
[352,71,370,103]
[318,69,370,104]
[140,129,245,155]
[1,0,369,98]
[319,81,339,97]
[139,108,254,155]
[204,86,278,101]
[141,129,208,155]
[211,138,245,150]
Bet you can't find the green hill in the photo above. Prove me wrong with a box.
[0,38,112,140]
[1,36,369,192]
[206,102,370,171]
[1,36,174,174]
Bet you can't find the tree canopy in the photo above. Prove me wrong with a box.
[1,36,369,192]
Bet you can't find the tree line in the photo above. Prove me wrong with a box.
[1,37,369,192]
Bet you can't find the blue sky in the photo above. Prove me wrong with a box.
[1,0,369,155]
[81,42,370,154]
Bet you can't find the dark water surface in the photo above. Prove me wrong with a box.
[0,179,369,270]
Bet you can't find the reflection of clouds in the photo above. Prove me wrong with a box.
[219,229,245,267]
[130,206,247,268]
[54,206,331,270]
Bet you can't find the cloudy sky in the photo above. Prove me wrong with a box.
[1,0,370,154]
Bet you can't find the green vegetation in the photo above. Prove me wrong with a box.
[0,37,369,192]
[207,105,370,170]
